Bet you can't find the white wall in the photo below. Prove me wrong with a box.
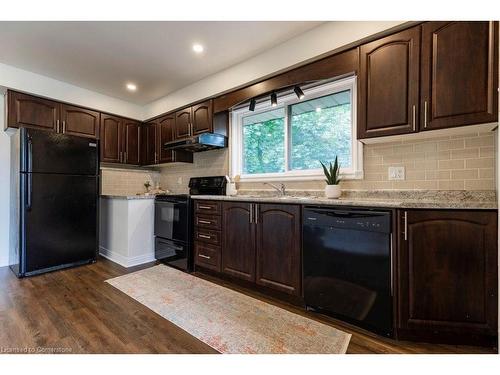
[0,63,144,120]
[0,97,10,267]
[144,21,406,118]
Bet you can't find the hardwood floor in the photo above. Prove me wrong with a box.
[0,257,496,354]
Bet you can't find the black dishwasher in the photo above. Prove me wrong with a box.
[303,206,393,337]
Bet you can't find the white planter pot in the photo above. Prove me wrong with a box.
[325,185,341,199]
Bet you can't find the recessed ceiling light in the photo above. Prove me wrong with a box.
[192,44,204,53]
[316,107,322,112]
[126,83,137,92]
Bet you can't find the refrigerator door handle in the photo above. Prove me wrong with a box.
[27,134,33,173]
[26,173,32,211]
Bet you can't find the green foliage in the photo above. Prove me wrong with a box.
[242,92,352,175]
[320,157,341,185]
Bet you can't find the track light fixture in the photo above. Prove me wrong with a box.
[293,86,305,100]
[271,92,277,107]
[249,98,256,111]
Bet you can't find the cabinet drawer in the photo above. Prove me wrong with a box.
[195,228,221,246]
[194,200,221,215]
[194,242,221,272]
[194,214,221,230]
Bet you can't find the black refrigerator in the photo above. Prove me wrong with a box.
[9,128,99,277]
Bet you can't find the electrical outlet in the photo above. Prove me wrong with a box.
[388,166,405,181]
[177,177,183,185]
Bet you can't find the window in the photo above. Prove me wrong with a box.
[231,76,362,182]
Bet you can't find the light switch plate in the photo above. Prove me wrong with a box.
[177,177,183,185]
[388,166,405,181]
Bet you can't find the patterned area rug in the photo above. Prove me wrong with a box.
[106,265,351,354]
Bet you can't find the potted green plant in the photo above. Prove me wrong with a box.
[320,157,341,199]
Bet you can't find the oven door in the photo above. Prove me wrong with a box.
[154,200,188,243]
[155,237,191,271]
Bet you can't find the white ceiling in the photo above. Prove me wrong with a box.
[0,21,323,105]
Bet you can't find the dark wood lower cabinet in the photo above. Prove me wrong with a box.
[397,209,498,345]
[256,204,301,296]
[221,202,256,282]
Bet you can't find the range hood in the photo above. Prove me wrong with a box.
[163,133,227,153]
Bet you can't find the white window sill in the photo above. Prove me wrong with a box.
[237,170,364,183]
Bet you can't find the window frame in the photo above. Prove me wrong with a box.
[230,76,363,182]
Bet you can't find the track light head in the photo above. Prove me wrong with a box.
[294,86,305,100]
[271,92,277,107]
[249,99,256,111]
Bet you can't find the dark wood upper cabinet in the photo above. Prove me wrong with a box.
[174,108,192,140]
[157,115,174,163]
[100,114,122,163]
[122,120,140,165]
[140,121,157,166]
[7,91,59,132]
[256,204,301,296]
[358,26,421,139]
[420,21,498,131]
[60,104,100,139]
[222,202,256,282]
[397,209,498,344]
[191,100,213,135]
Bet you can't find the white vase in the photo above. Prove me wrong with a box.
[325,185,341,199]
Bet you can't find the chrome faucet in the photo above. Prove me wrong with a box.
[263,182,286,197]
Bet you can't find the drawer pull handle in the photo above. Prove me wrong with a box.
[199,254,211,259]
[199,234,211,239]
[198,220,212,224]
[198,205,212,209]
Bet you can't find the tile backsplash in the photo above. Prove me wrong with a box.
[101,168,160,196]
[159,148,229,193]
[240,130,496,191]
[102,130,496,195]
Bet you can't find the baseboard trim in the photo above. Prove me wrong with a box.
[99,246,155,268]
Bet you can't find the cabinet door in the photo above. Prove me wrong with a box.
[123,120,140,165]
[222,202,256,282]
[100,114,122,163]
[421,22,498,130]
[60,104,100,139]
[256,204,301,296]
[140,122,157,165]
[7,91,59,132]
[358,26,420,138]
[397,210,498,341]
[192,100,213,135]
[157,115,174,163]
[174,108,192,140]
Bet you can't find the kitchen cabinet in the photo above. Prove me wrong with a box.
[140,121,157,165]
[174,108,192,140]
[420,21,498,131]
[192,100,213,135]
[173,100,214,140]
[7,91,59,131]
[397,209,498,344]
[221,202,256,282]
[122,120,140,165]
[218,201,301,295]
[7,91,100,138]
[256,204,301,296]
[157,115,174,163]
[100,114,122,163]
[358,26,420,138]
[358,22,498,139]
[60,104,100,139]
[100,114,140,165]
[194,201,222,272]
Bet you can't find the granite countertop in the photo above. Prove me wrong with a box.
[101,194,156,200]
[190,190,497,210]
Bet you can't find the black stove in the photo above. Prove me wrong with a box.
[154,177,227,272]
